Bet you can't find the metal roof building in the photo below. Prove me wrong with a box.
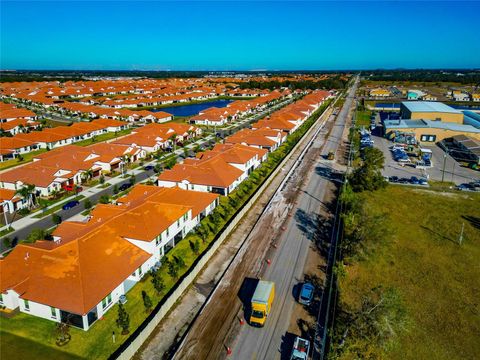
[400,101,464,123]
[401,101,462,114]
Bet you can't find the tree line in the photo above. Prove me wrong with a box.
[365,69,480,86]
[238,77,348,91]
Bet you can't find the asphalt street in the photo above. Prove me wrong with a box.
[230,80,355,360]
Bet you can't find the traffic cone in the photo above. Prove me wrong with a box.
[226,347,232,355]
[266,259,271,265]
[240,318,245,325]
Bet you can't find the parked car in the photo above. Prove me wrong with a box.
[62,184,75,192]
[62,200,79,210]
[410,176,420,185]
[389,176,399,183]
[457,183,475,191]
[298,282,314,306]
[419,178,428,185]
[398,177,410,184]
[469,181,480,188]
[119,182,133,191]
[290,337,310,360]
[327,151,335,160]
[390,144,405,151]
[143,165,154,171]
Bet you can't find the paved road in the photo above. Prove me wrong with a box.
[230,80,356,360]
[0,98,295,251]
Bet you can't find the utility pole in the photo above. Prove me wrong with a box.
[451,160,456,183]
[458,223,465,245]
[441,150,448,183]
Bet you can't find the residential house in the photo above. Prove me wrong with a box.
[0,184,218,330]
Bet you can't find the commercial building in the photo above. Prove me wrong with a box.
[399,101,464,123]
[384,119,480,143]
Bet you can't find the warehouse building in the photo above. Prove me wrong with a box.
[399,101,464,124]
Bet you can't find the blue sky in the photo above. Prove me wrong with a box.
[1,1,479,70]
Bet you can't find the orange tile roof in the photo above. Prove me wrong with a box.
[0,232,149,315]
[0,183,219,314]
[159,156,243,188]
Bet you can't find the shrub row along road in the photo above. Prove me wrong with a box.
[173,80,357,360]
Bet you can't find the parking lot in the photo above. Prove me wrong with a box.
[373,132,480,185]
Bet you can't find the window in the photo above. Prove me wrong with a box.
[183,213,188,221]
[102,294,112,309]
[24,299,30,311]
[420,134,436,142]
[177,220,180,227]
[166,228,169,237]
[138,266,143,276]
[0,294,3,304]
[51,307,57,318]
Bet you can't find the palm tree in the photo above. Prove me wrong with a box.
[16,184,36,209]
[81,169,94,182]
[120,154,131,176]
[169,133,178,151]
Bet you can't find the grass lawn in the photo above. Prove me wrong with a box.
[0,149,48,171]
[45,119,72,127]
[167,115,191,124]
[336,186,480,359]
[74,129,132,147]
[355,110,372,127]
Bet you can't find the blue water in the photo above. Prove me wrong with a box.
[151,99,234,117]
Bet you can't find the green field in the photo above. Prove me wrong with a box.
[355,110,372,127]
[334,186,480,359]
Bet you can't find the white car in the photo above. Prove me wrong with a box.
[390,145,405,151]
[290,336,310,360]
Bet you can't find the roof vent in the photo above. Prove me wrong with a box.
[24,252,30,261]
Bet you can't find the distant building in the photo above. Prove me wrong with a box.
[406,90,425,100]
[422,94,437,101]
[369,88,390,98]
[452,90,470,102]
